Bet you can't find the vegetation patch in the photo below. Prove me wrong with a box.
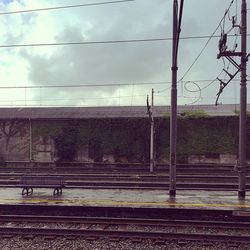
[32,116,249,162]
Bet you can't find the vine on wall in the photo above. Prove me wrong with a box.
[54,121,79,162]
[32,116,248,162]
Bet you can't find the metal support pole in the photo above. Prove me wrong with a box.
[169,0,178,197]
[150,88,154,173]
[238,0,247,199]
[29,118,33,162]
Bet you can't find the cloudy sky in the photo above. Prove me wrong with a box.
[0,0,249,107]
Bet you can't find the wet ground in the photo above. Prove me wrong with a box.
[0,188,250,211]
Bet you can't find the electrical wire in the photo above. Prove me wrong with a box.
[0,34,249,49]
[0,0,136,15]
[156,86,171,93]
[0,94,244,107]
[3,89,235,106]
[0,78,245,90]
[180,0,243,106]
[0,81,170,89]
[0,38,168,48]
[128,92,242,101]
[183,71,224,93]
[178,0,236,81]
[0,93,148,103]
[183,81,202,104]
[215,2,242,105]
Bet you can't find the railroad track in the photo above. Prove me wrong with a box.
[0,163,249,190]
[0,163,243,177]
[0,215,249,243]
[0,166,239,174]
[1,175,250,190]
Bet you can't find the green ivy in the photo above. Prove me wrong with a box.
[54,121,79,162]
[179,109,209,118]
[31,116,249,162]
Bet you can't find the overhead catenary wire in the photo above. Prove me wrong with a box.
[214,0,244,105]
[183,81,202,105]
[0,78,245,90]
[44,95,245,101]
[178,0,236,82]
[0,94,241,103]
[180,0,242,105]
[1,93,241,106]
[0,34,249,49]
[0,0,136,15]
[0,81,170,89]
[0,94,148,103]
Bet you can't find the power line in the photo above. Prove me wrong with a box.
[2,94,241,105]
[0,81,170,89]
[0,0,136,15]
[3,94,242,103]
[0,38,168,48]
[1,34,249,49]
[0,79,246,90]
[0,97,242,108]
[182,68,225,95]
[0,94,147,103]
[178,0,236,81]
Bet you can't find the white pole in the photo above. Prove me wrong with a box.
[150,88,154,172]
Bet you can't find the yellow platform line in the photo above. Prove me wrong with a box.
[3,198,249,209]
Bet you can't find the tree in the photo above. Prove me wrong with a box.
[0,120,27,150]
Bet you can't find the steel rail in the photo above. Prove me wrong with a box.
[0,215,250,229]
[0,226,249,243]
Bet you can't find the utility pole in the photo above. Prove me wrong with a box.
[216,0,248,199]
[150,88,155,172]
[169,0,178,197]
[147,89,155,173]
[238,0,247,199]
[29,118,32,161]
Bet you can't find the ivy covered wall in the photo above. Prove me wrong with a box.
[32,119,150,162]
[31,116,249,163]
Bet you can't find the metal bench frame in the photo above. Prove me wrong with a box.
[20,175,64,196]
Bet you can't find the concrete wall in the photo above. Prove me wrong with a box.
[0,120,29,161]
[0,118,242,164]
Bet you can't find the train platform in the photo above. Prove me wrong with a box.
[0,187,250,212]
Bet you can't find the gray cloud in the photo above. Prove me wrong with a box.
[20,0,172,105]
[1,0,249,106]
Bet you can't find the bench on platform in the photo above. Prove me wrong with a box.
[20,175,65,196]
